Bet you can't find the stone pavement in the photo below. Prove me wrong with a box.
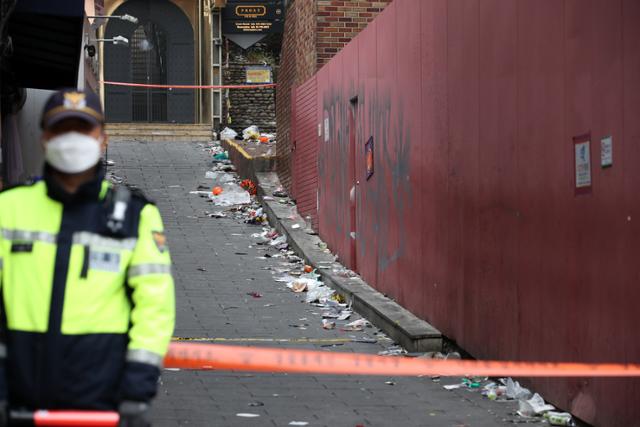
[108,141,544,427]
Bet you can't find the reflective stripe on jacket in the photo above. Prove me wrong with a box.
[0,168,175,410]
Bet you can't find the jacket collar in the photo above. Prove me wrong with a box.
[44,163,106,204]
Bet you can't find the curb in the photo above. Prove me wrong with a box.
[220,138,443,352]
[254,171,443,353]
[221,139,276,184]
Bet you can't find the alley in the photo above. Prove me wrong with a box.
[107,141,543,427]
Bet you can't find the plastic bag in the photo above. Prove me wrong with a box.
[517,393,555,417]
[242,125,260,141]
[209,183,251,206]
[205,171,235,184]
[305,285,334,303]
[220,127,237,140]
[506,378,532,400]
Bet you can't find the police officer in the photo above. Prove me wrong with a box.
[0,89,175,426]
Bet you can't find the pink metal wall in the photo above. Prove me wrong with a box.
[292,0,640,425]
[291,77,319,227]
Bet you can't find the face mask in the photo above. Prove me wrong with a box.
[45,131,102,174]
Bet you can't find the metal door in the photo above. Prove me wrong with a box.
[131,23,167,122]
[104,0,195,123]
[348,97,358,271]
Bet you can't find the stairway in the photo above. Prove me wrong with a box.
[106,123,214,142]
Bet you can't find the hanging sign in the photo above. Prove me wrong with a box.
[573,133,592,194]
[222,1,284,34]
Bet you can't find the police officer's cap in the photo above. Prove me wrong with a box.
[41,88,104,129]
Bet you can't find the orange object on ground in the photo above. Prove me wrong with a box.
[259,136,269,143]
[303,265,313,273]
[212,187,223,196]
[165,342,640,378]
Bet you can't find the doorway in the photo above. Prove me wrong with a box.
[104,0,195,123]
[349,96,358,271]
[131,23,167,122]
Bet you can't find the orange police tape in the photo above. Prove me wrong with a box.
[165,342,640,378]
[101,80,277,90]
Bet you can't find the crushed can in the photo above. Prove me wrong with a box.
[545,411,574,426]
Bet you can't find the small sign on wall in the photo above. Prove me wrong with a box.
[365,136,374,180]
[324,116,330,143]
[574,133,592,194]
[245,66,272,84]
[601,136,613,168]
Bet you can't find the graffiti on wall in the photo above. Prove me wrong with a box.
[318,83,412,274]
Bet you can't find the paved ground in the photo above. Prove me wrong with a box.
[108,141,544,427]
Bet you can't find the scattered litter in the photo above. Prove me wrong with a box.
[385,381,396,386]
[197,267,207,272]
[506,378,532,400]
[482,382,507,400]
[205,171,235,183]
[105,160,115,166]
[378,345,407,356]
[220,127,238,140]
[246,292,262,298]
[270,235,288,247]
[517,393,555,417]
[342,319,371,331]
[462,377,485,388]
[209,211,227,218]
[289,422,309,426]
[289,324,308,329]
[332,266,357,278]
[240,179,257,195]
[337,311,352,321]
[291,224,301,229]
[305,285,335,303]
[248,402,264,407]
[213,152,230,162]
[243,125,260,141]
[545,411,575,426]
[209,183,251,206]
[443,384,463,391]
[273,188,288,198]
[164,368,180,371]
[322,319,336,330]
[236,413,260,418]
[288,280,309,293]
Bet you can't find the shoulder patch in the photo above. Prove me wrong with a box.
[152,231,167,253]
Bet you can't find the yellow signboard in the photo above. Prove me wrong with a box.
[246,67,272,84]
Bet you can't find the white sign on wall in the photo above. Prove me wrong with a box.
[324,116,330,143]
[601,136,613,168]
[575,140,592,188]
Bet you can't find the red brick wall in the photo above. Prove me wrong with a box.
[275,0,316,191]
[276,0,391,191]
[316,0,391,70]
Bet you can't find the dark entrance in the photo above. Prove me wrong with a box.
[104,0,194,123]
[131,23,167,122]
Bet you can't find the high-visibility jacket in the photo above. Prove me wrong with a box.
[0,166,175,410]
